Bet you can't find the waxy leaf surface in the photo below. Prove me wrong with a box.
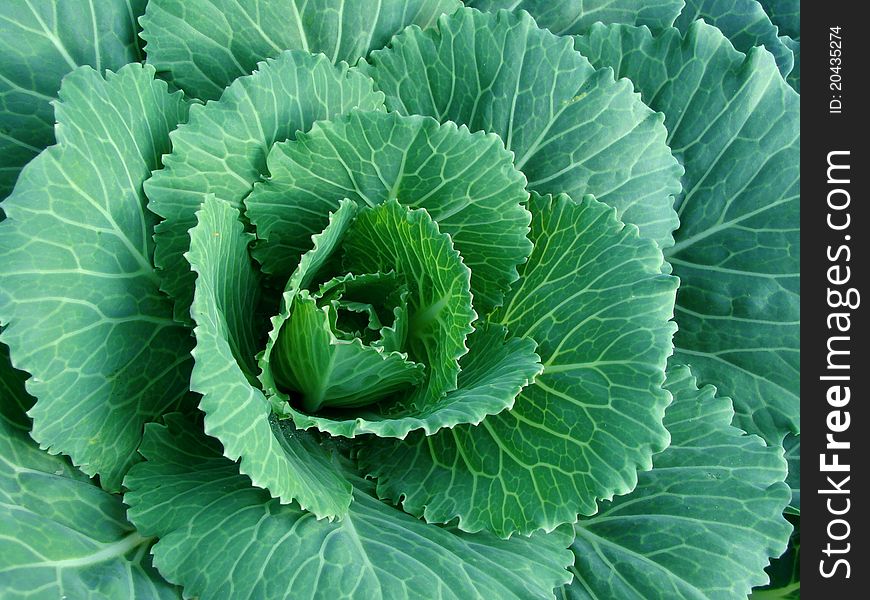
[0,64,191,489]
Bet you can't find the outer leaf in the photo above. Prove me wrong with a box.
[245,110,532,314]
[783,433,799,514]
[125,413,575,600]
[187,194,352,517]
[141,0,461,100]
[0,64,191,490]
[575,22,800,446]
[752,520,799,599]
[675,0,794,78]
[0,343,178,600]
[145,50,384,322]
[0,0,146,198]
[466,0,685,33]
[781,35,799,92]
[564,364,792,599]
[757,0,799,92]
[360,193,678,537]
[361,8,683,248]
[757,0,799,39]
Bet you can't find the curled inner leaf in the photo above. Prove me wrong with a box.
[260,198,493,437]
[244,110,540,440]
[269,291,425,413]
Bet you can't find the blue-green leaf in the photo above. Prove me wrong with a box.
[752,519,800,599]
[187,194,353,518]
[362,8,683,248]
[263,199,533,439]
[564,364,792,599]
[0,343,179,599]
[0,64,191,490]
[141,0,460,100]
[675,0,794,78]
[781,35,799,92]
[0,0,147,198]
[757,0,799,39]
[575,21,800,447]
[360,193,677,537]
[268,292,425,413]
[125,413,575,600]
[783,433,799,514]
[145,51,384,323]
[465,0,684,33]
[245,110,532,314]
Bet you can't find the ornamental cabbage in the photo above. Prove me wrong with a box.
[0,1,799,598]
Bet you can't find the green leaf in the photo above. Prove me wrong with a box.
[564,364,792,600]
[281,198,361,296]
[674,0,794,79]
[0,0,147,199]
[0,343,179,600]
[752,518,799,599]
[316,271,411,353]
[360,193,678,537]
[245,109,532,314]
[268,199,535,439]
[291,320,542,438]
[187,194,352,518]
[361,8,683,248]
[575,22,800,446]
[783,433,799,514]
[145,50,384,323]
[268,292,425,412]
[125,413,575,600]
[344,199,473,409]
[141,0,460,100]
[757,0,799,39]
[257,201,427,415]
[781,35,799,92]
[0,64,192,490]
[758,0,800,92]
[259,200,422,417]
[465,0,684,33]
[259,198,374,406]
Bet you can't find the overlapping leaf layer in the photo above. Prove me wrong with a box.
[0,2,798,598]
